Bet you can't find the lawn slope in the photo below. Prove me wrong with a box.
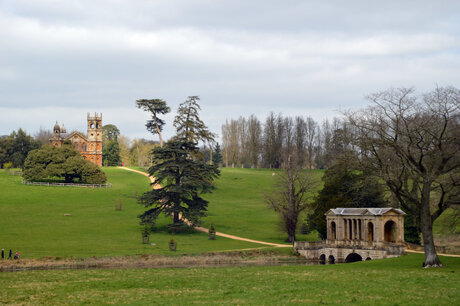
[0,168,256,258]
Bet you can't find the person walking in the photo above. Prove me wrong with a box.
[8,249,12,259]
[1,248,4,259]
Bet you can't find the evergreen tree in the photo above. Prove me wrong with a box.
[173,96,215,144]
[138,140,220,226]
[307,156,386,239]
[136,99,170,147]
[212,143,223,166]
[102,141,121,166]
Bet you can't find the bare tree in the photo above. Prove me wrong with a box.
[266,155,318,242]
[294,116,307,168]
[305,117,317,169]
[238,116,247,167]
[34,127,53,145]
[346,86,460,267]
[247,115,262,168]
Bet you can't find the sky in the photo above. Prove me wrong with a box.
[1,0,459,141]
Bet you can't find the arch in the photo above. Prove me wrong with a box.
[367,222,374,242]
[90,122,95,129]
[319,254,326,265]
[330,221,336,240]
[366,257,372,261]
[384,220,397,242]
[345,253,362,263]
[328,255,335,264]
[82,143,87,152]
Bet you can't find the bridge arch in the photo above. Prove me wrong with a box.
[319,254,326,265]
[345,252,363,263]
[328,255,335,264]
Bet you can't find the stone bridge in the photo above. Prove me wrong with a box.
[295,208,406,263]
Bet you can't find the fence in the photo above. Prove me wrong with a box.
[22,180,112,188]
[8,170,22,176]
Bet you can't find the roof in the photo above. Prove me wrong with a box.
[325,207,406,216]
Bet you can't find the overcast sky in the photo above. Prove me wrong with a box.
[1,0,459,141]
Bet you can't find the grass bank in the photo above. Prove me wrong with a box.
[0,168,257,258]
[202,168,322,244]
[0,254,458,304]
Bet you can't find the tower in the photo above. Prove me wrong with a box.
[87,112,103,166]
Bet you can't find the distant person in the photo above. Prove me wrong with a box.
[8,249,12,259]
[1,248,4,259]
[14,252,19,260]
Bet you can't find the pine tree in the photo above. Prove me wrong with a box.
[212,143,223,166]
[136,99,170,147]
[173,96,215,144]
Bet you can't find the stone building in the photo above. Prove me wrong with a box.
[50,113,103,166]
[295,208,406,263]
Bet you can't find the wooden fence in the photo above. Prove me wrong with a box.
[22,180,112,188]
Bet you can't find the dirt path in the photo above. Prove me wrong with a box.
[119,167,291,248]
[405,249,460,258]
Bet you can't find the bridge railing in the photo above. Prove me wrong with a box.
[295,239,405,253]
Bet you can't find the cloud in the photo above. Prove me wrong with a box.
[0,0,459,140]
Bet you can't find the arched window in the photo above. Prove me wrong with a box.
[82,143,87,152]
[330,221,336,240]
[384,220,397,242]
[74,142,79,151]
[368,222,374,242]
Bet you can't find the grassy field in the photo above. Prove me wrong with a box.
[201,168,322,243]
[0,168,257,258]
[0,253,458,304]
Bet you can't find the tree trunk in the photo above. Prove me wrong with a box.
[173,211,180,224]
[285,218,297,243]
[154,116,163,147]
[420,182,442,267]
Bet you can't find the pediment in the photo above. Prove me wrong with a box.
[65,132,88,142]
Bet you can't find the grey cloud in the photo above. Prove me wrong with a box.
[0,1,459,140]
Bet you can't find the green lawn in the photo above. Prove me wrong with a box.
[0,168,257,258]
[202,168,322,244]
[0,253,458,304]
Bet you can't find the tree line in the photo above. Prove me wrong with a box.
[221,113,349,169]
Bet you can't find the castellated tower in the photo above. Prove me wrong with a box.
[87,112,103,166]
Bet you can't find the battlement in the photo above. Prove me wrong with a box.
[87,112,102,120]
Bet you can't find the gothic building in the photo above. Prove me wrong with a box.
[50,113,103,166]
